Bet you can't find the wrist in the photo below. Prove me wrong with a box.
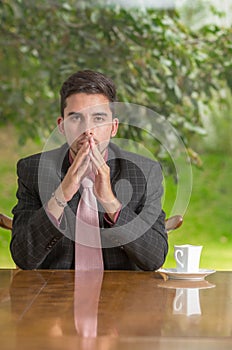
[52,191,67,208]
[101,198,121,218]
[47,188,66,220]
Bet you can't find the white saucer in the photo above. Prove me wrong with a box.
[158,268,216,281]
[157,279,215,289]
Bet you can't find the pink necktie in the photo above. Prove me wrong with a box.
[75,177,103,271]
[74,177,103,338]
[74,270,103,338]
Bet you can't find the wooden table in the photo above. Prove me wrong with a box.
[0,269,232,350]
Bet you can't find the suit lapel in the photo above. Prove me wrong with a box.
[55,143,70,181]
[107,143,121,184]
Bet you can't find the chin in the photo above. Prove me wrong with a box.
[98,141,109,154]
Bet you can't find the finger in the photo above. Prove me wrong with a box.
[89,137,102,158]
[89,137,107,173]
[70,143,90,172]
[90,142,105,167]
[77,155,91,181]
[89,136,95,149]
[89,151,105,172]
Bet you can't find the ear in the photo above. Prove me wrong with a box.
[111,118,119,138]
[57,117,65,134]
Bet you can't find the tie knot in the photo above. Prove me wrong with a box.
[81,177,94,188]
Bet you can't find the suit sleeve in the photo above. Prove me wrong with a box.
[101,162,168,271]
[10,158,68,269]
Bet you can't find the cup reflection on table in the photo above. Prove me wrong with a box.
[158,278,216,317]
[173,288,201,316]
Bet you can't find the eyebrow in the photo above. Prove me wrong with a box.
[67,111,83,117]
[92,112,108,117]
[67,111,109,117]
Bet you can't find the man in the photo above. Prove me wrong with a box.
[11,70,168,270]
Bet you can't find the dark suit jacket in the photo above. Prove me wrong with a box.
[11,143,168,270]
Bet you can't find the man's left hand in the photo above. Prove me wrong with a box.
[89,137,121,221]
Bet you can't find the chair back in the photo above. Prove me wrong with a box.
[0,213,182,232]
[0,214,13,230]
[165,215,183,233]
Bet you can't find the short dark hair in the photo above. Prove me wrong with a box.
[60,70,117,117]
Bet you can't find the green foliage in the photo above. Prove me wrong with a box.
[0,0,231,161]
[164,152,232,270]
[199,87,232,154]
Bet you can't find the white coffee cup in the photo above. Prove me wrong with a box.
[173,288,201,316]
[174,244,202,273]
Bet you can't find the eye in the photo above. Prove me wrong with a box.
[70,114,81,122]
[93,113,108,123]
[94,116,105,122]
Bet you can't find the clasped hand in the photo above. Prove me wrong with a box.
[60,137,121,217]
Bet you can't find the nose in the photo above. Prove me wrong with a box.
[81,116,94,138]
[83,126,94,137]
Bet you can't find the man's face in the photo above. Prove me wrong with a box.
[58,93,118,157]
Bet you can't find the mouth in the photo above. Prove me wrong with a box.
[76,139,97,148]
[70,138,108,156]
[70,138,97,155]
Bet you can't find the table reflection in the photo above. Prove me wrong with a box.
[5,269,232,344]
[10,270,76,336]
[173,288,201,316]
[74,271,103,338]
[158,279,215,316]
[8,270,171,339]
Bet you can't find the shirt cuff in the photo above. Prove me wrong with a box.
[45,206,63,227]
[103,205,122,226]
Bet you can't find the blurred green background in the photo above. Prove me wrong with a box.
[0,0,232,269]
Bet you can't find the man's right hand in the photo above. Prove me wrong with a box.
[61,141,91,202]
[47,142,91,220]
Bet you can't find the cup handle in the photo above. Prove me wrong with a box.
[173,289,184,311]
[174,249,184,268]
